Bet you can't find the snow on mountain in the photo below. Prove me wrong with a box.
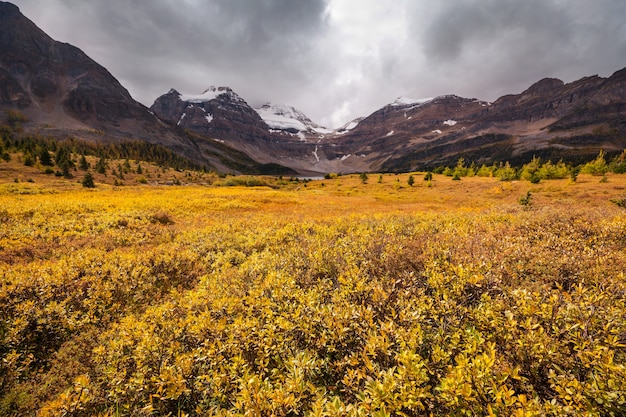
[390,96,433,107]
[336,117,364,133]
[256,103,327,133]
[255,103,308,132]
[255,103,332,134]
[178,86,245,104]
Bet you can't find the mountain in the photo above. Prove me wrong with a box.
[335,117,364,134]
[151,87,328,175]
[325,70,626,172]
[0,2,182,143]
[152,68,626,175]
[151,87,274,151]
[0,2,294,174]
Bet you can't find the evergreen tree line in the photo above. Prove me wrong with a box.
[0,127,202,172]
[432,151,626,182]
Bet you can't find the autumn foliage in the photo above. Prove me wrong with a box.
[0,168,625,416]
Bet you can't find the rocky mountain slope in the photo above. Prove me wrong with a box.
[154,68,626,174]
[0,3,182,143]
[151,87,326,174]
[357,69,626,171]
[316,70,626,172]
[0,1,294,174]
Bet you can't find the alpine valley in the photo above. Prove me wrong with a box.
[2,1,625,175]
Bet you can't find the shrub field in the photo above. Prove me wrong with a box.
[1,162,625,416]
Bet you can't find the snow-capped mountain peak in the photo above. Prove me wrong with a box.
[390,96,433,108]
[255,103,332,134]
[178,86,245,104]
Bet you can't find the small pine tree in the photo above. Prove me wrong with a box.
[82,172,95,188]
[453,157,468,177]
[136,164,143,174]
[61,161,73,179]
[424,172,433,181]
[359,172,368,184]
[79,155,89,170]
[55,147,69,166]
[407,174,415,187]
[518,191,532,206]
[23,152,35,167]
[581,151,608,176]
[39,149,53,166]
[377,174,383,183]
[95,157,107,174]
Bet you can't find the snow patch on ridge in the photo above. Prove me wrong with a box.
[443,120,457,126]
[178,86,243,104]
[257,105,308,131]
[336,117,363,134]
[391,96,433,107]
[255,103,330,134]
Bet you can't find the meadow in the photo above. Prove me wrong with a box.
[1,156,625,416]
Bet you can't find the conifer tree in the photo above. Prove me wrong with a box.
[39,149,53,166]
[82,172,95,188]
[79,155,89,171]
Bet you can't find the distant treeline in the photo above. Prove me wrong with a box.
[431,151,626,182]
[0,124,202,172]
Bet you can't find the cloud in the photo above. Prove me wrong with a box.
[412,0,626,98]
[10,0,626,128]
[14,0,329,101]
[420,0,571,62]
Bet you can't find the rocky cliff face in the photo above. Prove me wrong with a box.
[151,87,274,148]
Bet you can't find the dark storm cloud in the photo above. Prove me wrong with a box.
[420,0,572,62]
[55,0,328,56]
[15,0,329,105]
[412,0,626,99]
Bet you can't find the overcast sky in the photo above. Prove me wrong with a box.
[11,0,626,128]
